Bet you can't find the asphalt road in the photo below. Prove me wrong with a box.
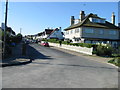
[2,44,118,88]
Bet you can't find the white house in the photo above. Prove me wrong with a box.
[35,32,43,41]
[64,11,120,47]
[35,29,53,40]
[47,27,64,40]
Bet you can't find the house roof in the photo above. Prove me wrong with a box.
[6,27,16,35]
[64,13,120,30]
[49,28,59,34]
[38,32,43,36]
[47,28,64,39]
[47,28,59,38]
[45,29,53,34]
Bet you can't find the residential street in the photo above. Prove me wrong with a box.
[2,44,118,88]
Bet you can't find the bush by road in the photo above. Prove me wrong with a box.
[108,57,120,67]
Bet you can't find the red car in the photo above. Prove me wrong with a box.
[40,41,49,47]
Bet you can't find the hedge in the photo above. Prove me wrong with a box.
[42,39,94,48]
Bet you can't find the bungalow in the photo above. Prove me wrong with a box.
[64,11,120,47]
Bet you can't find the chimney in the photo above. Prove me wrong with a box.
[59,27,61,31]
[94,14,98,17]
[111,12,115,24]
[80,11,85,22]
[70,16,75,25]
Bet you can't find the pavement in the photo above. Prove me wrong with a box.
[0,43,31,67]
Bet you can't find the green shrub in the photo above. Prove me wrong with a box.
[62,41,68,44]
[92,50,97,54]
[43,39,59,43]
[108,57,120,67]
[84,43,92,48]
[95,44,113,56]
[66,43,93,48]
[96,45,105,56]
[78,43,84,47]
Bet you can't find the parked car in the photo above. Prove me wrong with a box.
[40,41,49,47]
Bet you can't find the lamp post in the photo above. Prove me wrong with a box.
[3,0,8,59]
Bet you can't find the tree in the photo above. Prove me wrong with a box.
[14,33,23,43]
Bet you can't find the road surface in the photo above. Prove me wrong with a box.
[2,44,118,88]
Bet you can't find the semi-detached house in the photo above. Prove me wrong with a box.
[64,11,120,47]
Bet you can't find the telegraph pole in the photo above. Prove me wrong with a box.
[20,28,22,34]
[3,0,8,58]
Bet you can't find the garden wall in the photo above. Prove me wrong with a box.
[49,42,93,55]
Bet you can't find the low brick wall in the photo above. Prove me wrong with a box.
[49,42,93,55]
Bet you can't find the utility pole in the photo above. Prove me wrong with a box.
[3,0,8,59]
[20,28,22,34]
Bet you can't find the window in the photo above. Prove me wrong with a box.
[89,17,105,23]
[85,40,91,43]
[85,28,94,33]
[109,30,116,35]
[76,28,79,33]
[99,30,104,34]
[100,20,105,23]
[68,31,69,34]
[65,31,69,35]
[75,28,79,33]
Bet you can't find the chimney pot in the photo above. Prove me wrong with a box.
[70,16,75,25]
[80,11,85,22]
[111,12,115,24]
[80,11,85,14]
[94,14,97,16]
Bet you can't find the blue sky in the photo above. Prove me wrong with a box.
[1,2,119,35]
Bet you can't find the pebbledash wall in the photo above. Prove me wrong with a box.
[49,42,93,55]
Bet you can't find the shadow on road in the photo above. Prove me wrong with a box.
[27,44,117,70]
[27,44,53,61]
